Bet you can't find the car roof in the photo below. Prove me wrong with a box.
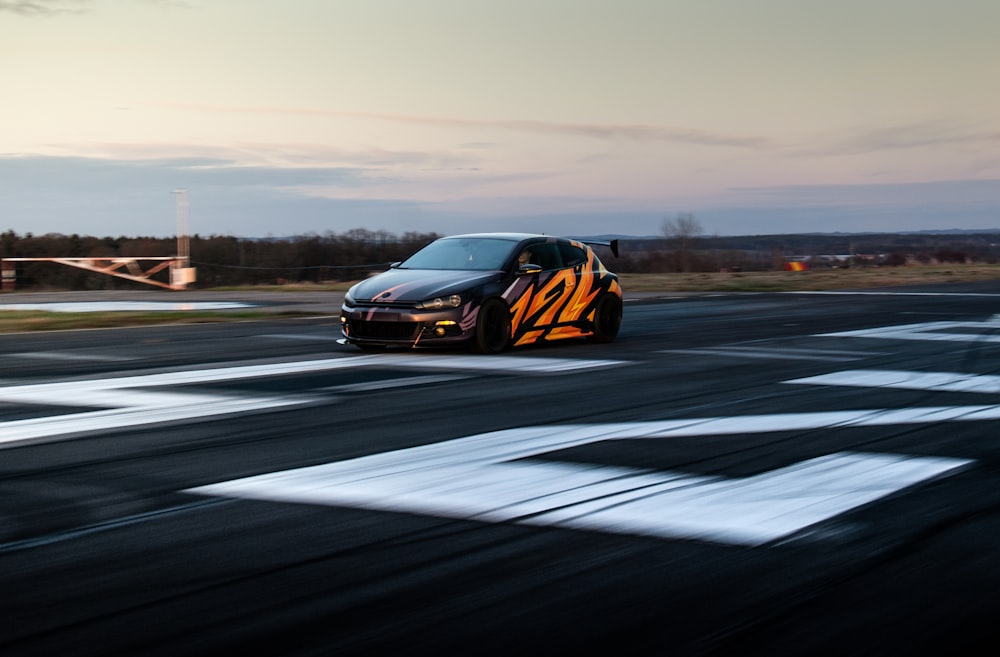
[440,232,548,241]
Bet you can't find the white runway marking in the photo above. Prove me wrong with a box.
[186,417,973,546]
[819,315,1000,343]
[257,334,343,341]
[7,352,135,362]
[321,374,471,393]
[0,301,255,312]
[789,370,1000,394]
[660,346,876,362]
[790,291,1000,298]
[0,355,627,445]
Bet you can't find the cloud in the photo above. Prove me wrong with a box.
[728,178,1000,205]
[15,139,489,172]
[696,178,1000,234]
[3,154,999,239]
[0,154,394,237]
[0,0,91,15]
[0,0,189,15]
[0,154,368,193]
[152,102,780,150]
[0,154,570,237]
[803,120,1000,157]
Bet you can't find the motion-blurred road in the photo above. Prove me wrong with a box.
[2,283,1000,655]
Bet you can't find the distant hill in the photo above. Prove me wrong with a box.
[580,228,1000,241]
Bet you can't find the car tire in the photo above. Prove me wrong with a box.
[588,294,622,343]
[472,298,511,354]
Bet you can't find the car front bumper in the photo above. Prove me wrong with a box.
[340,304,474,347]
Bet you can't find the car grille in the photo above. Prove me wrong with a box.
[348,320,419,340]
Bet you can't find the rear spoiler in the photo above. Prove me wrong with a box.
[579,238,619,258]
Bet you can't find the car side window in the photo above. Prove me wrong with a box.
[558,243,588,268]
[530,244,564,270]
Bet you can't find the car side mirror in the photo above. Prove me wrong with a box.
[517,263,543,275]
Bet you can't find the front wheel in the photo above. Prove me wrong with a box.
[588,294,622,343]
[472,298,511,354]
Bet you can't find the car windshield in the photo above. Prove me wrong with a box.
[399,237,519,271]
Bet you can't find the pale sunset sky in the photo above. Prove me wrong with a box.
[3,0,999,238]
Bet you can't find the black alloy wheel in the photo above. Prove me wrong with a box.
[588,294,622,343]
[472,298,511,354]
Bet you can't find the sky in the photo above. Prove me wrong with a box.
[3,0,1000,239]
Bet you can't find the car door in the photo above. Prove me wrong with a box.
[505,239,562,343]
[551,239,599,332]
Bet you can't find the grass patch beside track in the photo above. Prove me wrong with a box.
[618,264,1000,292]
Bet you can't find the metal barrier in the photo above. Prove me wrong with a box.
[0,257,195,291]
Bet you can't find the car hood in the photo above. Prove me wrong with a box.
[348,268,502,303]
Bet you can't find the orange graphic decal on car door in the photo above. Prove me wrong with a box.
[558,264,599,325]
[532,269,575,327]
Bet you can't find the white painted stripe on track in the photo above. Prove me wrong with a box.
[819,316,1000,343]
[321,374,471,393]
[736,346,881,356]
[0,354,627,445]
[788,370,1000,394]
[0,301,255,312]
[1,354,626,396]
[7,352,136,362]
[256,334,343,341]
[526,452,967,545]
[186,411,976,546]
[0,395,310,444]
[659,347,871,362]
[788,291,1000,298]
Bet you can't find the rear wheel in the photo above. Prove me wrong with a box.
[589,294,622,343]
[472,298,511,354]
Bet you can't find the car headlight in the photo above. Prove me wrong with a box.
[416,294,462,310]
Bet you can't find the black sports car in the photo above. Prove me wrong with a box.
[339,233,622,353]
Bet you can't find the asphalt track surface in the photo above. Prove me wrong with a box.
[2,282,1000,656]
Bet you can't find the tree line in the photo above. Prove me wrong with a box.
[2,226,998,290]
[0,229,441,289]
